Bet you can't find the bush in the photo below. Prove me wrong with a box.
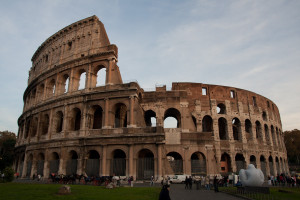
[2,167,14,182]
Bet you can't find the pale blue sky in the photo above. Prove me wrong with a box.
[0,0,299,133]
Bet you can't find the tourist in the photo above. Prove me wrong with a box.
[205,175,210,190]
[185,176,188,189]
[213,176,219,192]
[159,184,171,200]
[188,176,193,189]
[150,175,154,186]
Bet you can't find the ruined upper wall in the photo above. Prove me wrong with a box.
[28,15,116,84]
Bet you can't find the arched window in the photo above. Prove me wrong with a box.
[245,119,252,140]
[70,108,81,131]
[271,125,276,146]
[220,153,232,173]
[144,110,156,127]
[37,84,45,102]
[55,111,63,133]
[114,103,127,128]
[232,118,241,141]
[217,103,226,114]
[250,155,256,167]
[66,150,78,175]
[63,74,69,93]
[264,124,270,144]
[96,67,106,86]
[111,149,126,176]
[166,152,183,175]
[41,114,49,135]
[202,115,213,132]
[92,106,103,129]
[49,152,60,174]
[269,156,274,176]
[191,152,206,175]
[137,149,154,180]
[262,111,267,121]
[86,150,100,177]
[235,154,245,173]
[164,108,181,128]
[218,117,228,140]
[31,117,38,137]
[47,79,56,97]
[25,119,31,139]
[260,155,267,178]
[78,71,86,90]
[255,121,262,140]
[37,153,44,176]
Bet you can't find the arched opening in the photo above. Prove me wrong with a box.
[86,150,100,177]
[96,67,106,86]
[245,119,252,140]
[70,108,81,131]
[235,154,246,173]
[41,114,49,135]
[192,116,197,130]
[31,117,38,137]
[49,152,60,174]
[250,155,256,168]
[26,154,33,178]
[37,84,45,102]
[111,149,126,176]
[271,126,276,146]
[78,71,86,90]
[55,111,63,133]
[262,111,267,121]
[264,124,270,144]
[114,103,127,128]
[164,108,181,128]
[191,152,206,176]
[217,103,226,114]
[166,152,183,175]
[275,157,279,174]
[276,128,280,147]
[137,149,154,180]
[255,121,262,140]
[37,153,44,176]
[47,79,56,97]
[66,150,78,175]
[19,154,25,177]
[280,158,284,173]
[202,115,213,132]
[144,110,156,127]
[269,156,274,176]
[218,117,228,140]
[260,156,267,178]
[92,106,103,129]
[220,153,232,174]
[232,118,241,141]
[25,119,31,139]
[63,74,69,93]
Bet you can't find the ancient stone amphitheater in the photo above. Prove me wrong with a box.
[14,16,289,180]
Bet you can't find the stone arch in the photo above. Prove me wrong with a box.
[49,152,60,174]
[166,152,183,175]
[218,117,228,140]
[77,69,86,90]
[264,124,270,144]
[275,157,279,175]
[30,117,38,137]
[46,79,56,97]
[86,150,100,177]
[202,115,213,132]
[37,83,45,102]
[217,103,226,114]
[41,114,49,135]
[62,74,70,93]
[262,111,267,121]
[54,111,64,133]
[255,121,263,141]
[26,154,33,177]
[94,65,106,87]
[250,155,256,167]
[111,149,126,176]
[164,108,181,128]
[271,125,276,146]
[235,153,246,173]
[245,119,252,140]
[137,149,154,180]
[232,118,241,141]
[37,152,45,176]
[144,110,156,127]
[69,107,81,131]
[269,156,274,176]
[25,119,31,139]
[191,152,206,175]
[220,153,232,174]
[260,155,267,178]
[66,150,78,175]
[91,105,103,129]
[114,103,127,128]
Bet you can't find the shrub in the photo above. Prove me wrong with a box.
[2,167,14,182]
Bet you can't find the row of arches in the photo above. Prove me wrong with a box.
[220,153,288,178]
[25,65,106,110]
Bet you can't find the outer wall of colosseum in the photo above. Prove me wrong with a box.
[14,15,289,180]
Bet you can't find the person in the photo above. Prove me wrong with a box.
[213,176,219,192]
[159,184,171,200]
[185,176,188,189]
[188,176,193,190]
[150,175,154,186]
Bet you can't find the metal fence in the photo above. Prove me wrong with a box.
[111,158,126,176]
[191,160,206,175]
[66,159,77,175]
[137,157,154,180]
[86,159,100,176]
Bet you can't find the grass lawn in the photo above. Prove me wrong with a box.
[219,186,300,200]
[0,183,161,200]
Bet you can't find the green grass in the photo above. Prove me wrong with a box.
[0,183,161,200]
[219,186,300,200]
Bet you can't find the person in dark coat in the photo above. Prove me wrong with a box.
[159,185,171,200]
[213,176,219,192]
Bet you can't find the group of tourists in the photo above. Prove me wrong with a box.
[269,173,299,187]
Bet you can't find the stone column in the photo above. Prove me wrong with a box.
[103,98,110,128]
[48,109,53,140]
[43,150,50,178]
[129,95,136,127]
[21,153,28,178]
[157,145,162,179]
[86,64,92,90]
[102,145,107,176]
[63,104,68,137]
[129,145,134,178]
[106,59,114,85]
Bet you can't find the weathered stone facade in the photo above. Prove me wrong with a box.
[14,16,289,180]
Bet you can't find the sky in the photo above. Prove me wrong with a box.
[0,0,299,134]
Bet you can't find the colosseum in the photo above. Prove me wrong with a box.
[14,15,289,180]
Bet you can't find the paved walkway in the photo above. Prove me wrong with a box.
[168,184,242,200]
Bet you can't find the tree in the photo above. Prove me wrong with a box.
[284,129,300,167]
[0,131,16,171]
